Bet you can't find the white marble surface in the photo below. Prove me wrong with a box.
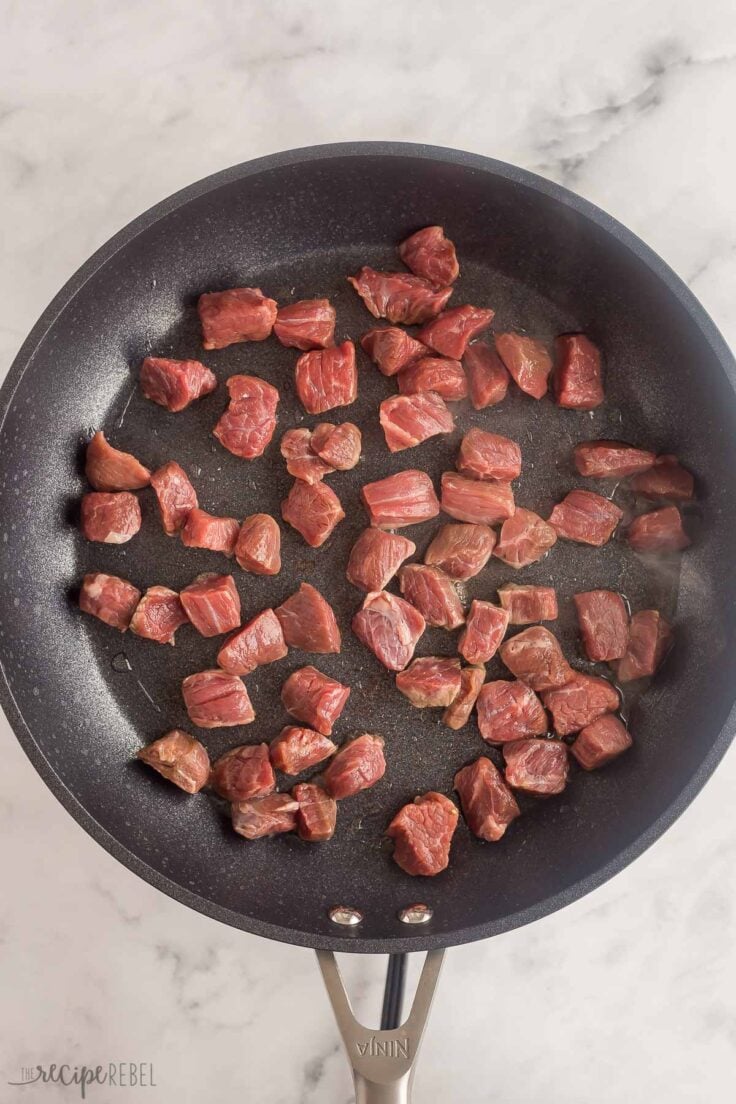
[2,2,736,1101]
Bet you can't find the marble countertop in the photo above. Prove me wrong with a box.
[2,3,736,1101]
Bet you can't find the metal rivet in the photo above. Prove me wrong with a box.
[329,906,363,927]
[398,904,433,925]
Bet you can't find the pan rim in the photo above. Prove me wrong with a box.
[1,140,735,954]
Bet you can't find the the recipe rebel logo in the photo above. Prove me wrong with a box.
[7,1062,157,1098]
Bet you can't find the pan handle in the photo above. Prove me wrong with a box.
[316,948,445,1103]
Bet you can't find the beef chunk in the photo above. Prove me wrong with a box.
[270,727,337,775]
[503,739,569,795]
[499,626,573,691]
[211,743,275,800]
[395,656,462,708]
[232,793,299,839]
[458,600,509,665]
[397,357,468,401]
[495,333,552,399]
[542,673,619,736]
[137,731,210,794]
[554,334,604,409]
[571,714,632,770]
[398,564,465,629]
[476,679,548,744]
[275,582,341,653]
[216,608,288,674]
[235,513,281,575]
[398,225,459,286]
[295,340,357,415]
[323,734,386,798]
[140,356,216,412]
[441,471,515,525]
[293,783,338,841]
[273,298,336,350]
[627,506,690,553]
[387,793,459,876]
[282,479,345,547]
[346,528,416,592]
[311,422,362,470]
[573,590,629,662]
[424,522,496,580]
[574,440,656,478]
[419,305,495,359]
[498,584,558,625]
[198,287,277,348]
[180,507,239,556]
[380,391,454,452]
[352,591,426,671]
[79,572,141,631]
[179,573,241,637]
[454,757,520,841]
[548,489,623,546]
[362,469,440,528]
[280,428,334,484]
[361,326,427,376]
[130,586,188,645]
[213,374,279,459]
[463,343,510,409]
[348,267,453,325]
[630,455,695,501]
[281,666,350,735]
[85,431,150,491]
[616,609,672,682]
[150,461,198,535]
[182,669,255,728]
[456,428,522,482]
[494,508,557,569]
[442,665,485,729]
[80,491,141,544]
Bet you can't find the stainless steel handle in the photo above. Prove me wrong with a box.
[316,948,445,1104]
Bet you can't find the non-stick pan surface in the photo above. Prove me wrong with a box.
[1,143,735,953]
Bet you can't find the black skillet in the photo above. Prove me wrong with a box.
[2,142,735,1101]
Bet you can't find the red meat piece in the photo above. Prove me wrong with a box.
[542,673,619,736]
[273,298,336,350]
[79,572,141,631]
[150,461,198,535]
[554,334,604,409]
[295,340,357,415]
[574,440,656,479]
[458,600,509,665]
[398,225,459,286]
[630,455,695,501]
[548,489,623,546]
[130,586,188,645]
[503,739,568,795]
[419,305,494,359]
[270,726,337,775]
[140,356,217,412]
[627,507,690,553]
[180,507,239,556]
[137,731,210,794]
[494,508,557,569]
[360,327,427,376]
[499,626,573,691]
[361,469,440,529]
[398,564,465,629]
[232,794,299,839]
[213,375,279,459]
[80,491,141,544]
[495,333,552,399]
[275,582,341,654]
[616,609,672,682]
[198,287,277,349]
[456,428,522,482]
[346,528,416,592]
[396,656,462,708]
[463,343,510,409]
[293,783,337,842]
[311,422,362,470]
[424,522,496,580]
[397,357,468,401]
[211,743,275,800]
[179,573,241,637]
[182,669,255,728]
[454,757,520,842]
[352,591,426,671]
[323,733,386,799]
[216,608,288,674]
[85,431,150,491]
[380,391,454,452]
[387,792,459,876]
[281,479,345,547]
[348,267,452,325]
[498,584,558,625]
[442,665,485,729]
[441,471,515,525]
[281,666,350,735]
[571,714,632,770]
[235,513,281,575]
[476,680,548,744]
[280,428,334,484]
[573,590,629,662]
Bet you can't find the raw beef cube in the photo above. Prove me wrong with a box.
[130,586,188,645]
[85,431,150,491]
[150,461,198,535]
[273,298,336,350]
[179,573,241,637]
[213,374,279,459]
[346,528,416,592]
[498,584,558,625]
[458,600,509,665]
[503,739,568,795]
[380,391,454,452]
[79,572,141,631]
[616,610,672,682]
[280,428,334,484]
[627,506,690,553]
[419,305,494,360]
[456,428,522,482]
[548,489,623,546]
[198,287,277,348]
[182,669,255,728]
[573,590,629,662]
[396,656,462,708]
[80,491,141,544]
[235,513,281,575]
[216,608,288,675]
[275,582,341,653]
[574,440,656,478]
[454,757,520,842]
[397,357,468,401]
[476,680,548,744]
[493,508,557,569]
[630,455,695,501]
[140,356,217,412]
[424,522,496,580]
[232,793,299,839]
[295,340,357,414]
[495,333,552,399]
[281,479,345,547]
[387,792,458,876]
[442,665,485,729]
[211,743,275,800]
[270,726,337,775]
[361,469,439,529]
[571,714,632,770]
[293,783,338,841]
[181,507,239,556]
[323,734,386,799]
[554,334,604,409]
[398,564,465,629]
[311,422,362,470]
[281,666,350,735]
[463,343,510,409]
[137,731,210,793]
[441,472,515,525]
[348,267,452,325]
[352,591,426,671]
[499,626,573,691]
[542,673,619,736]
[398,225,459,286]
[361,326,426,376]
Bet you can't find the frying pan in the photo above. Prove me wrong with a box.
[2,142,736,1102]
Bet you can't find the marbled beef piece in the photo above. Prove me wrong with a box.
[130,586,188,645]
[281,666,350,735]
[424,522,496,580]
[454,757,520,842]
[79,572,141,631]
[198,287,277,349]
[281,479,345,547]
[293,783,338,841]
[275,582,341,654]
[441,472,515,525]
[503,739,569,795]
[495,333,552,399]
[273,298,336,350]
[627,506,690,553]
[387,793,459,876]
[398,225,459,286]
[458,600,510,665]
[493,508,557,569]
[573,590,629,662]
[295,341,357,415]
[352,591,426,671]
[180,507,239,556]
[232,794,299,840]
[360,327,427,376]
[574,440,656,479]
[85,431,150,491]
[270,727,337,775]
[346,529,416,593]
[310,422,362,470]
[361,469,439,529]
[499,626,574,692]
[323,734,386,799]
[456,427,522,482]
[498,584,558,625]
[380,391,454,452]
[80,491,141,544]
[395,656,462,708]
[548,489,623,546]
[419,305,495,360]
[571,714,632,770]
[442,665,485,730]
[398,564,465,630]
[476,680,548,744]
[182,669,255,728]
[348,267,453,325]
[630,455,695,501]
[280,428,334,484]
[463,343,510,409]
[616,609,672,682]
[213,374,279,459]
[179,573,241,637]
[235,513,281,575]
[150,461,198,535]
[542,673,620,736]
[137,731,210,794]
[554,334,604,409]
[140,356,217,412]
[211,743,275,801]
[397,357,468,401]
[216,608,288,675]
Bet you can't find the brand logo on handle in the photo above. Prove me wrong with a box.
[355,1037,410,1059]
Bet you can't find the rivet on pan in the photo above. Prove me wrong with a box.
[329,906,364,927]
[398,904,433,925]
